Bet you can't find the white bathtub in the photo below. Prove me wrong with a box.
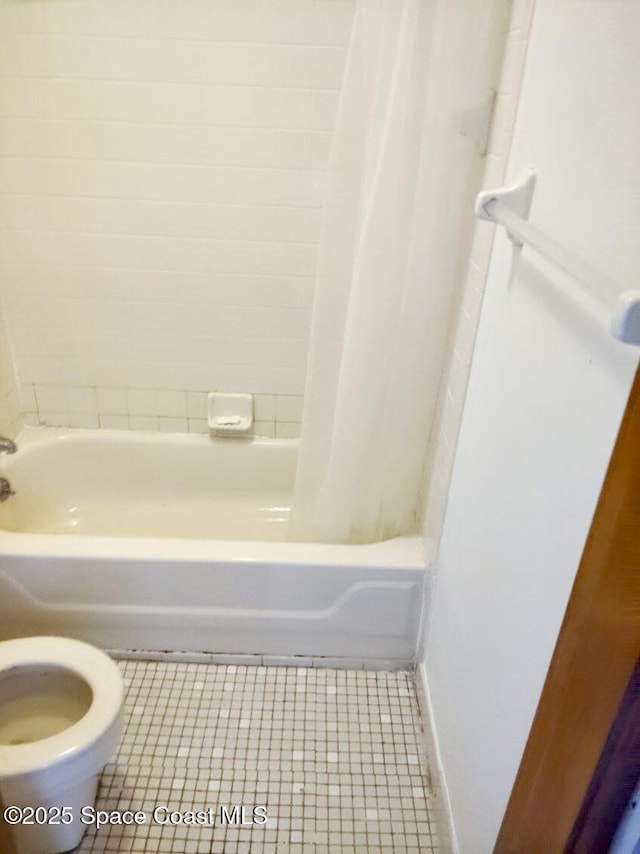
[0,428,425,665]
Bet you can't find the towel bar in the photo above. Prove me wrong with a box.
[475,169,640,346]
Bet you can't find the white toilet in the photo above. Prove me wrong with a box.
[0,636,124,854]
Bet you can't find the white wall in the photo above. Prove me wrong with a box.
[0,0,354,435]
[422,1,640,851]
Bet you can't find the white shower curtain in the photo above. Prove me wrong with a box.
[289,0,502,544]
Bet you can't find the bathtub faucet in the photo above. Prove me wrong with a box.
[0,436,17,454]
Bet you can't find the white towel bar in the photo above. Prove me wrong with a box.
[475,168,640,346]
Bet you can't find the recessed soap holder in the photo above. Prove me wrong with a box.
[208,392,253,437]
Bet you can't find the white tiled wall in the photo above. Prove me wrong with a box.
[0,0,355,435]
[420,0,535,545]
[21,383,305,439]
[0,306,20,438]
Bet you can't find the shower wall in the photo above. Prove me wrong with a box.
[0,306,19,437]
[420,0,531,545]
[0,0,354,436]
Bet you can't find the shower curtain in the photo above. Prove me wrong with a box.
[289,0,502,544]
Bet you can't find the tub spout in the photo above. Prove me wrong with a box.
[0,436,17,454]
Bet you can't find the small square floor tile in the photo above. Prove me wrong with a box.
[74,660,452,853]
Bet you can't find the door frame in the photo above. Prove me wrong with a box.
[567,658,640,850]
[494,363,640,852]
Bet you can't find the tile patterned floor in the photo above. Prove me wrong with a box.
[77,661,451,853]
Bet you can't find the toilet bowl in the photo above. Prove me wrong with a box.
[0,636,124,854]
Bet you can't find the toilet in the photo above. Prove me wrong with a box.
[0,636,124,854]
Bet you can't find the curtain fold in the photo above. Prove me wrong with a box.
[289,0,501,544]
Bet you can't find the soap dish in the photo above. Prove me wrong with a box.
[207,392,253,437]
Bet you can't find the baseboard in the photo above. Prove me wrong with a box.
[416,661,459,854]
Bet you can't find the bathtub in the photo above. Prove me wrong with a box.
[0,428,426,665]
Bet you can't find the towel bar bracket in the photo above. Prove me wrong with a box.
[611,292,640,346]
[475,167,536,246]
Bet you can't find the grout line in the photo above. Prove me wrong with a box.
[0,33,352,50]
[107,648,415,672]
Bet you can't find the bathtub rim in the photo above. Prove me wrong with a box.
[5,424,298,453]
[0,527,427,568]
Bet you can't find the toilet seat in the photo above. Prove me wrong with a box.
[0,636,123,782]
